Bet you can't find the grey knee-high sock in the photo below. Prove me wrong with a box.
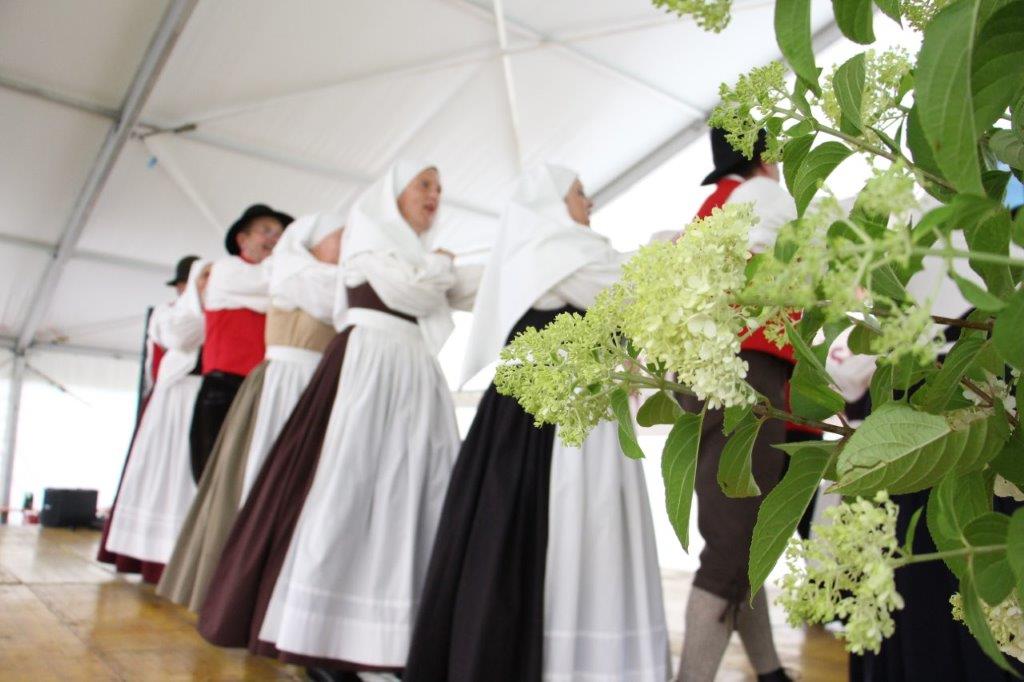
[735,589,782,674]
[676,586,734,682]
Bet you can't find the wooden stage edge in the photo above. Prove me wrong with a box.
[0,525,846,681]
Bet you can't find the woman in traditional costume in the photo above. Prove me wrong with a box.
[199,162,477,679]
[103,258,206,579]
[157,216,341,611]
[405,163,670,682]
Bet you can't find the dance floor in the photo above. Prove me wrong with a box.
[0,525,846,681]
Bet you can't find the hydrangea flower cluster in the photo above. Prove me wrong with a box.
[902,0,954,31]
[493,309,620,447]
[951,592,1024,663]
[650,0,732,33]
[821,49,913,142]
[856,162,919,224]
[776,492,905,654]
[708,61,789,162]
[615,203,758,409]
[869,303,943,366]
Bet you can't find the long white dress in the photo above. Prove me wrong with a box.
[238,218,340,504]
[259,250,475,666]
[539,259,670,682]
[106,296,204,563]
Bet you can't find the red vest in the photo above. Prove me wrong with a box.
[201,309,266,377]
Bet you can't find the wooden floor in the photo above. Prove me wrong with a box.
[0,525,846,681]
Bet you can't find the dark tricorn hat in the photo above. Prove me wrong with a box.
[701,127,768,186]
[225,204,294,255]
[166,255,200,286]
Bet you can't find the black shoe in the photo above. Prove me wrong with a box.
[758,669,793,682]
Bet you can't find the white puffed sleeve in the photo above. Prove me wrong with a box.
[343,252,457,318]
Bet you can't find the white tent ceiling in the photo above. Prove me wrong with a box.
[0,0,840,357]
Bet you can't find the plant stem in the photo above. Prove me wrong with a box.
[896,544,1006,567]
[960,377,1020,428]
[932,315,993,331]
[610,371,851,436]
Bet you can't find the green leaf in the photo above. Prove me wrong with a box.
[957,200,1017,300]
[718,415,764,498]
[792,142,853,216]
[928,471,991,578]
[915,0,984,195]
[832,0,875,44]
[775,0,820,95]
[961,575,1016,673]
[782,133,816,197]
[874,0,901,23]
[903,506,925,555]
[991,427,1024,493]
[991,130,1024,171]
[748,446,832,595]
[869,362,894,408]
[784,317,831,384]
[636,390,683,427]
[964,512,1014,605]
[870,263,909,302]
[982,170,1012,203]
[993,287,1024,370]
[723,403,753,436]
[610,389,645,460]
[1007,508,1024,586]
[915,336,986,413]
[662,411,703,551]
[834,52,868,135]
[848,323,879,355]
[791,361,845,420]
[951,273,1007,312]
[832,403,1009,495]
[972,1,1024,135]
[906,105,953,201]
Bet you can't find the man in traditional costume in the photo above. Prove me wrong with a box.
[188,204,292,482]
[675,128,795,682]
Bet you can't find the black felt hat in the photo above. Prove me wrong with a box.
[701,127,768,186]
[225,204,294,255]
[166,255,199,286]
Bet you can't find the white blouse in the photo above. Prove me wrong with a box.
[533,250,629,311]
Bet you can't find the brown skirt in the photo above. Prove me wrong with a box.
[196,330,350,649]
[679,350,792,604]
[156,361,268,610]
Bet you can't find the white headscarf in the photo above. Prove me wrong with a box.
[460,163,613,386]
[269,212,344,322]
[337,161,454,350]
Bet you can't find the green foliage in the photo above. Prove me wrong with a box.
[610,389,645,459]
[717,414,763,497]
[662,411,703,550]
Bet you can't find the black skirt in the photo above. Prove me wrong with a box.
[404,306,576,682]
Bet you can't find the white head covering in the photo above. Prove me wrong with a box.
[268,212,344,323]
[337,161,453,350]
[460,163,613,386]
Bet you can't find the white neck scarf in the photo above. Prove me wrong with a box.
[338,161,454,351]
[460,163,613,386]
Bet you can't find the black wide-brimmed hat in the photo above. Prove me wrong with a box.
[166,255,199,286]
[225,204,294,255]
[701,127,768,186]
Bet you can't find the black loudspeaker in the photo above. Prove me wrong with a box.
[39,488,98,528]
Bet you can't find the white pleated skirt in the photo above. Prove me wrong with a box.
[239,346,324,505]
[545,420,671,681]
[260,309,460,666]
[106,374,202,563]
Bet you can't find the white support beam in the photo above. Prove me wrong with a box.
[592,18,845,208]
[442,0,705,116]
[14,0,198,352]
[0,232,173,275]
[0,353,25,522]
[0,77,501,222]
[491,0,525,169]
